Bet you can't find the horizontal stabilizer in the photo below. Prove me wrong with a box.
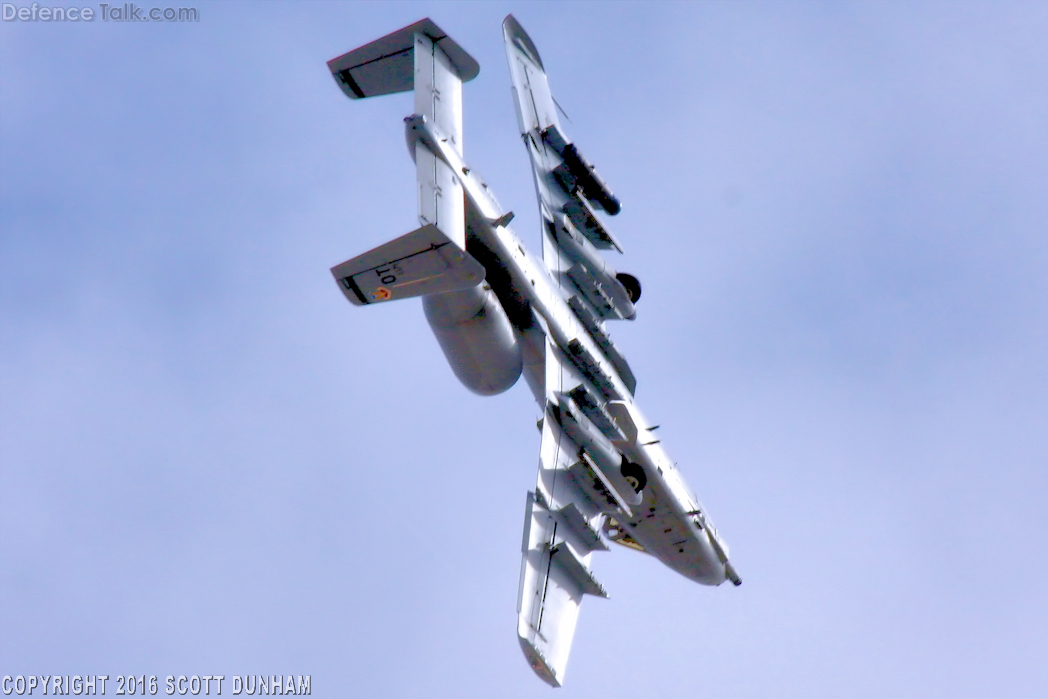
[331,224,484,306]
[328,18,479,100]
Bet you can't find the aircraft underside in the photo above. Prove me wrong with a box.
[325,15,740,687]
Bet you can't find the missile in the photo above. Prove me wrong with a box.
[562,144,621,215]
[541,126,621,216]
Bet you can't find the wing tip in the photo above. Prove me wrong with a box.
[518,635,562,687]
[503,14,545,71]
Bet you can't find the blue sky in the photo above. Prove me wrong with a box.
[2,2,1046,696]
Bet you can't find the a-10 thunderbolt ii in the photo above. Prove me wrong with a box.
[326,15,742,688]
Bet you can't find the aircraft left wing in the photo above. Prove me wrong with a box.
[518,328,655,686]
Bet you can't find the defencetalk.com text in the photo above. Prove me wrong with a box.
[2,3,200,22]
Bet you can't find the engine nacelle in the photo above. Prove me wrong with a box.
[423,284,523,396]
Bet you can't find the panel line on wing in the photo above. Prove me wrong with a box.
[535,518,557,634]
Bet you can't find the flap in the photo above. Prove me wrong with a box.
[556,501,608,553]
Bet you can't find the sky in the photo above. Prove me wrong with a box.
[1,1,1046,696]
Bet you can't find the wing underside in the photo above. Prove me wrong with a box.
[329,14,738,690]
[517,336,619,687]
[506,13,738,687]
[507,15,639,687]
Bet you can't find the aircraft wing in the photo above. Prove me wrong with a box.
[504,18,624,248]
[506,15,741,686]
[503,16,638,330]
[507,17,643,686]
[516,326,637,687]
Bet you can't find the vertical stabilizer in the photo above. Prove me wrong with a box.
[327,18,479,250]
[412,31,466,249]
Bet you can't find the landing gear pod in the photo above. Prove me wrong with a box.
[620,458,647,493]
[424,284,523,395]
[615,273,642,303]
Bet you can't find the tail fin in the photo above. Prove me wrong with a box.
[327,18,478,101]
[330,224,484,306]
[329,18,479,266]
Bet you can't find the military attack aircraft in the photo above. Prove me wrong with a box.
[326,15,741,687]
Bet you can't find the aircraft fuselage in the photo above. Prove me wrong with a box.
[407,115,732,586]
